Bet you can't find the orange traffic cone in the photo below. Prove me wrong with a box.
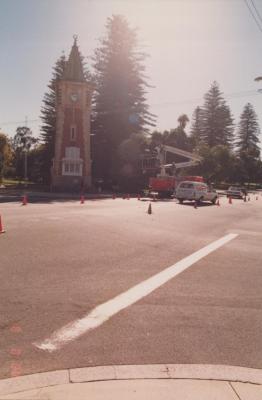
[22,195,27,206]
[229,196,232,204]
[80,195,85,204]
[147,202,152,214]
[0,215,5,234]
[216,198,220,206]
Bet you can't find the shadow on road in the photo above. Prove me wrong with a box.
[178,201,214,207]
[140,198,174,203]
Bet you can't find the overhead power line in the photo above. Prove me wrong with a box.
[244,0,262,34]
[224,89,260,99]
[0,119,39,127]
[250,0,262,25]
[151,89,261,108]
[0,90,261,128]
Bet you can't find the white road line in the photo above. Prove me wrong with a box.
[33,233,238,353]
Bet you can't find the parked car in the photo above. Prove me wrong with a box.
[176,181,218,204]
[226,186,247,199]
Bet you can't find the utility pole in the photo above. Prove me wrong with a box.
[24,116,28,186]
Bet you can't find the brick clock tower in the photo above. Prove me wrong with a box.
[52,36,93,191]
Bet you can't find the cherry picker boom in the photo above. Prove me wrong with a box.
[142,144,203,198]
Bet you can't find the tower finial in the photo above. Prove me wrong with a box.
[73,34,78,45]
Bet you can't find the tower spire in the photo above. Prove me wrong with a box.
[62,36,85,82]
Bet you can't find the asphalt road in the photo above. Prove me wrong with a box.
[0,195,261,379]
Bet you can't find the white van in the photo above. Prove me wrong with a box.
[176,181,218,204]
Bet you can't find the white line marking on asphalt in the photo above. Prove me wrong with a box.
[33,233,238,352]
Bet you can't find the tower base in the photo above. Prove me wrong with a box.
[51,175,91,192]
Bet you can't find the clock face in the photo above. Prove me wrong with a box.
[70,93,78,102]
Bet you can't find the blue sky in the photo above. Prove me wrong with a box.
[1,0,262,141]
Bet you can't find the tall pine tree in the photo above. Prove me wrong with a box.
[200,82,234,148]
[235,103,261,182]
[190,106,203,147]
[40,54,66,184]
[92,15,156,183]
[235,103,260,157]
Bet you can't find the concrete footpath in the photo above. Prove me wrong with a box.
[0,364,261,399]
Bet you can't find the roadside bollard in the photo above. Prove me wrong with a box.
[0,215,5,234]
[22,195,28,206]
[216,198,220,206]
[194,200,197,209]
[147,202,152,214]
[229,196,232,204]
[80,195,85,204]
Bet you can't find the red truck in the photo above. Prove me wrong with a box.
[149,175,204,198]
